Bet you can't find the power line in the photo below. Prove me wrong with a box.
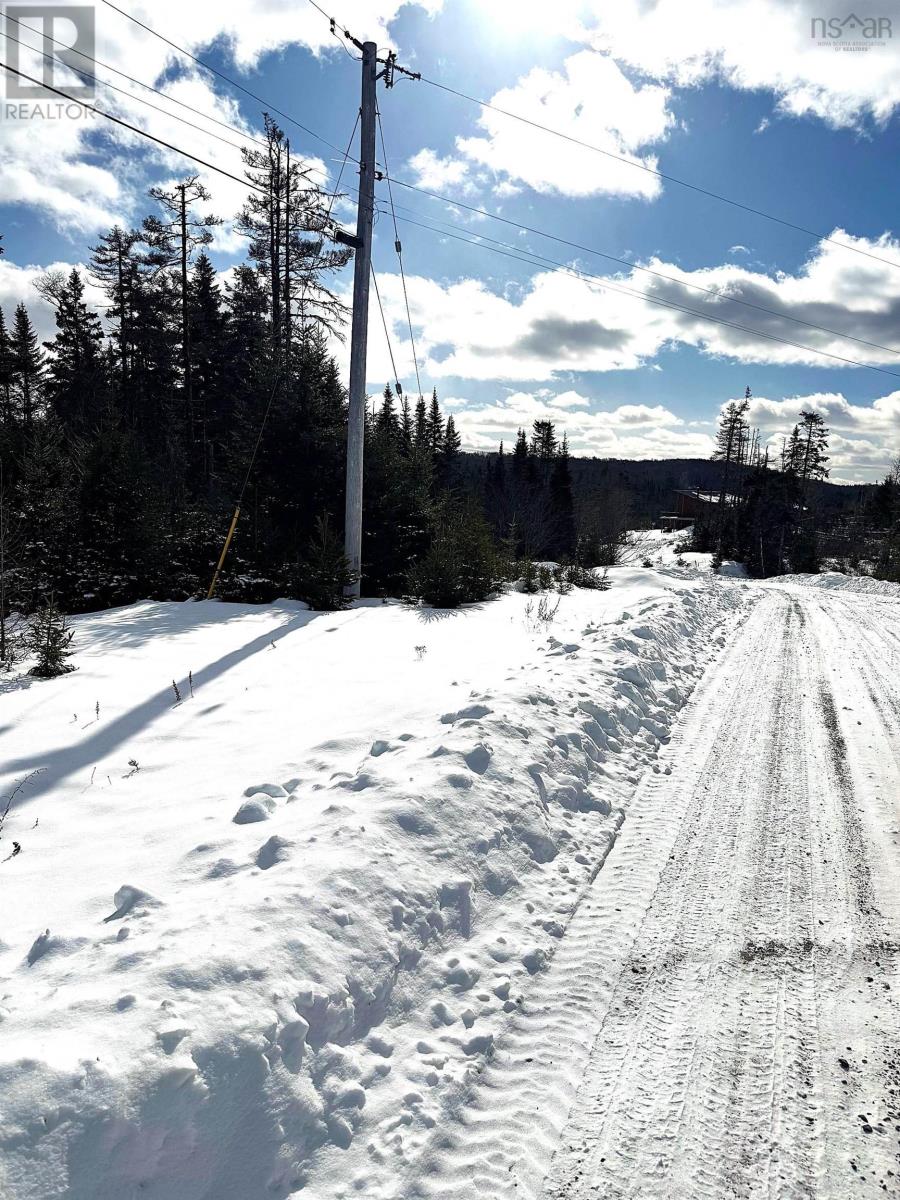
[3,11,269,152]
[301,0,900,274]
[382,207,900,382]
[85,0,897,362]
[3,24,255,156]
[415,75,900,275]
[0,61,270,195]
[99,0,354,159]
[376,108,423,397]
[383,178,900,361]
[371,264,402,395]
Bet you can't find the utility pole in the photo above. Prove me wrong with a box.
[343,40,377,598]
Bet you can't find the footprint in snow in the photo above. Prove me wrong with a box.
[255,835,293,870]
[103,885,159,923]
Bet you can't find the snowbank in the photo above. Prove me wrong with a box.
[621,529,746,577]
[776,571,900,599]
[0,571,752,1199]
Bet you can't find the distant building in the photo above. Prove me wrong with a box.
[659,488,735,531]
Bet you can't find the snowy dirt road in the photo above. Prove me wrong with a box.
[427,585,900,1200]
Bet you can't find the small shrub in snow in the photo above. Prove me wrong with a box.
[24,597,74,678]
[525,595,562,631]
[552,564,573,595]
[641,558,653,569]
[519,559,540,594]
[298,515,357,611]
[407,501,507,608]
[564,563,607,590]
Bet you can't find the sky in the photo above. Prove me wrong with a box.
[3,0,900,482]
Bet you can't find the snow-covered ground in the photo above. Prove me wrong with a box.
[777,570,900,598]
[0,568,751,1200]
[619,527,745,576]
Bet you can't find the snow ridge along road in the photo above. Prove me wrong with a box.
[0,571,750,1200]
[423,584,900,1200]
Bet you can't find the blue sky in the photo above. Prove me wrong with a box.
[3,0,900,480]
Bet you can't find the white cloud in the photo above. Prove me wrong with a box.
[407,148,472,192]
[579,0,900,129]
[0,0,439,236]
[450,50,673,199]
[738,389,900,481]
[352,229,900,392]
[444,391,709,460]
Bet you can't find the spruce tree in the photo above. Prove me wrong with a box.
[426,388,444,460]
[38,269,109,432]
[25,595,75,678]
[550,434,575,558]
[0,309,14,430]
[298,514,355,610]
[10,303,44,433]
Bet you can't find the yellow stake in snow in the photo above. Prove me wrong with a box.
[206,506,241,600]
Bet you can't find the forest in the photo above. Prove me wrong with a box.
[0,117,897,665]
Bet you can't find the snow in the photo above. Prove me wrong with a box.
[620,528,746,577]
[776,570,900,598]
[0,569,751,1199]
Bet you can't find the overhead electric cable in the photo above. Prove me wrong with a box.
[384,207,900,382]
[99,0,354,158]
[376,108,423,396]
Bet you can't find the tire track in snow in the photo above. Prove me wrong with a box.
[398,588,767,1199]
[533,584,900,1200]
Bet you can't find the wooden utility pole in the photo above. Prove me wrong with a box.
[343,40,378,598]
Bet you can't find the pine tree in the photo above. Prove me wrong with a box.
[413,394,427,450]
[376,383,399,443]
[795,409,830,487]
[550,433,575,558]
[89,226,141,402]
[426,388,444,459]
[10,303,44,433]
[530,419,558,462]
[147,176,222,426]
[38,269,109,432]
[298,514,355,610]
[0,309,14,429]
[188,252,229,484]
[237,115,349,371]
[438,414,461,486]
[400,395,413,452]
[24,595,75,677]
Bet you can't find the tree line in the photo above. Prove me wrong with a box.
[0,117,601,661]
[692,388,900,579]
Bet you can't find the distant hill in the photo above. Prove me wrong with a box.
[459,452,873,526]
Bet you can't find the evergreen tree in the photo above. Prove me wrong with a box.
[297,514,355,610]
[426,388,444,459]
[10,303,44,433]
[550,433,575,558]
[38,269,109,432]
[531,418,558,463]
[376,383,400,444]
[413,393,427,450]
[24,595,75,677]
[237,115,349,372]
[438,414,461,487]
[147,176,222,428]
[0,308,14,429]
[188,252,229,484]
